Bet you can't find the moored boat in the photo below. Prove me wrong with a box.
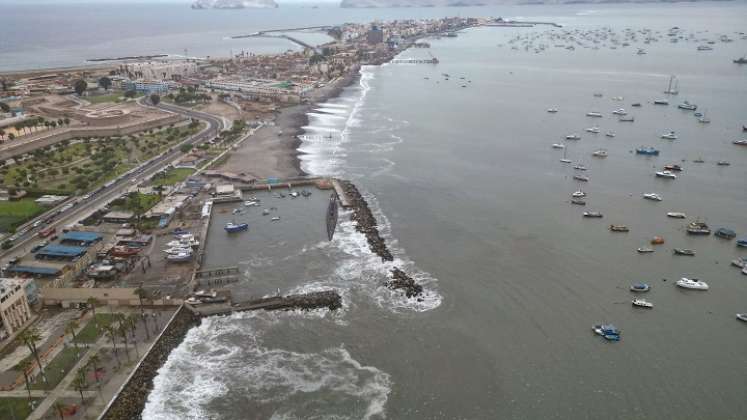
[660,131,678,140]
[714,228,736,239]
[609,224,629,232]
[592,149,608,158]
[636,147,659,156]
[732,139,747,146]
[224,222,249,233]
[552,143,565,149]
[586,127,600,133]
[737,238,747,248]
[731,258,746,268]
[666,212,686,218]
[653,99,669,105]
[605,131,616,137]
[586,112,603,117]
[592,324,621,341]
[571,191,587,198]
[630,283,650,292]
[637,247,654,253]
[643,193,662,201]
[166,252,193,262]
[677,101,697,111]
[686,221,710,235]
[566,134,581,140]
[651,236,665,245]
[655,171,676,179]
[716,160,730,166]
[573,175,589,182]
[547,108,559,113]
[583,211,603,218]
[570,199,586,206]
[632,299,653,308]
[676,278,708,290]
[612,108,627,115]
[737,314,747,322]
[619,116,635,122]
[663,164,682,171]
[673,248,696,256]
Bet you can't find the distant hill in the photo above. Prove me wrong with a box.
[192,0,278,9]
[340,0,720,7]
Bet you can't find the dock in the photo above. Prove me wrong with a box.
[188,290,342,317]
[331,178,351,208]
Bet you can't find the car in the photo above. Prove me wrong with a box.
[82,194,91,200]
[32,220,42,228]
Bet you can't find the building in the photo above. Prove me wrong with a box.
[123,80,171,94]
[34,244,88,261]
[59,232,103,247]
[367,26,384,44]
[102,211,134,224]
[0,278,33,340]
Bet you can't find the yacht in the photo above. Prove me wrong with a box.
[673,248,696,256]
[630,283,651,291]
[667,212,687,218]
[676,278,709,290]
[605,131,616,138]
[612,108,627,115]
[585,127,600,133]
[592,149,608,158]
[632,299,653,308]
[565,134,581,140]
[610,224,630,232]
[570,199,586,206]
[731,258,746,268]
[586,112,603,118]
[552,143,565,149]
[643,193,663,201]
[547,108,559,113]
[573,175,590,182]
[636,147,659,156]
[655,171,677,179]
[677,101,697,111]
[583,211,603,218]
[660,131,678,140]
[686,221,711,235]
[697,45,713,51]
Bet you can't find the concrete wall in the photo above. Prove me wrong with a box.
[0,114,184,161]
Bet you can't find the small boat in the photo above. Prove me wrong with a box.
[666,212,686,218]
[677,101,697,111]
[637,247,654,253]
[244,200,260,207]
[551,143,565,149]
[660,131,678,140]
[697,45,713,51]
[586,112,603,118]
[289,191,299,198]
[547,108,559,113]
[585,127,600,134]
[571,191,586,198]
[653,99,669,105]
[732,258,746,268]
[573,164,588,171]
[618,116,635,122]
[643,193,662,201]
[605,131,616,138]
[573,175,590,182]
[232,208,243,215]
[271,216,281,222]
[655,171,676,179]
[224,222,249,233]
[737,238,747,248]
[686,221,710,235]
[593,93,603,98]
[262,209,270,216]
[592,150,608,158]
[676,278,708,290]
[612,108,627,115]
[565,134,581,140]
[163,247,192,255]
[737,314,747,322]
[636,147,659,156]
[716,160,730,166]
[744,267,747,275]
[663,164,682,171]
[673,248,696,256]
[632,299,653,308]
[592,324,620,341]
[630,283,650,292]
[583,211,603,218]
[570,199,586,206]
[714,228,736,239]
[732,140,747,146]
[166,252,193,262]
[610,224,629,232]
[651,236,665,245]
[636,48,647,55]
[697,115,711,124]
[631,103,642,107]
[693,157,705,163]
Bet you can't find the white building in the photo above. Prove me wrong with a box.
[0,278,33,340]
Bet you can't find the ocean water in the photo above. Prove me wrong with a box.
[12,2,744,419]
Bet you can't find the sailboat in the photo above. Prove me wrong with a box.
[560,145,571,163]
[664,75,679,95]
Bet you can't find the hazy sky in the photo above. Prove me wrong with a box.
[0,0,338,4]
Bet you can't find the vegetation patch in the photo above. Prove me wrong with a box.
[0,397,42,419]
[29,347,87,390]
[149,168,195,187]
[75,313,119,344]
[0,198,46,233]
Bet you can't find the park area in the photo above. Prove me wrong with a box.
[0,198,45,233]
[148,168,194,187]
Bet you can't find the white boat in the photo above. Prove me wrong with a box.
[661,131,678,140]
[643,193,663,201]
[592,150,608,158]
[163,247,192,255]
[677,101,697,111]
[632,299,653,308]
[586,112,603,118]
[565,134,581,140]
[730,258,745,268]
[618,116,635,122]
[637,247,654,253]
[605,131,616,138]
[676,278,708,290]
[244,200,260,207]
[289,191,299,198]
[271,216,281,221]
[547,108,559,113]
[743,267,747,276]
[571,191,587,198]
[573,175,589,182]
[697,45,713,51]
[612,108,627,115]
[737,314,747,322]
[573,164,588,171]
[166,252,193,262]
[667,212,686,218]
[551,143,565,149]
[655,171,677,179]
[585,127,600,134]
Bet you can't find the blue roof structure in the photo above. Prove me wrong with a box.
[6,265,61,276]
[60,231,102,245]
[35,244,87,259]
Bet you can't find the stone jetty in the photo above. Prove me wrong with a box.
[189,290,342,317]
[388,268,423,298]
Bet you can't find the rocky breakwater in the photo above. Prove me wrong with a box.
[339,180,424,300]
[101,306,199,420]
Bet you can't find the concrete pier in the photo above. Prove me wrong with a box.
[188,290,342,316]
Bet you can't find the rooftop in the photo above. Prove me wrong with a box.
[36,244,88,259]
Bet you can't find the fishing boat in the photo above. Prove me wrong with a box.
[643,193,663,201]
[605,131,616,138]
[552,143,565,149]
[610,224,630,232]
[573,164,588,171]
[653,99,669,105]
[619,116,635,122]
[733,140,747,146]
[573,175,590,182]
[632,299,653,308]
[655,171,677,179]
[677,101,697,111]
[585,127,600,134]
[737,314,747,322]
[565,134,581,140]
[667,212,686,218]
[663,164,682,171]
[586,112,603,118]
[583,211,603,218]
[714,228,736,239]
[592,150,608,158]
[636,147,659,156]
[663,75,679,95]
[630,283,650,292]
[637,247,654,253]
[571,191,587,198]
[651,236,665,245]
[737,238,747,248]
[612,108,627,115]
[686,221,710,235]
[547,108,559,113]
[676,278,709,290]
[592,324,621,341]
[570,199,586,206]
[660,131,678,140]
[224,222,249,233]
[673,248,696,256]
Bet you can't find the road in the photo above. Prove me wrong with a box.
[0,100,224,265]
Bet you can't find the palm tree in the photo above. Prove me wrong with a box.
[66,320,79,349]
[17,328,48,386]
[116,317,130,361]
[18,359,34,401]
[86,297,100,329]
[72,368,87,409]
[126,315,140,357]
[54,402,65,420]
[133,287,151,339]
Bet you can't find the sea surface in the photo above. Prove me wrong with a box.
[9,2,747,419]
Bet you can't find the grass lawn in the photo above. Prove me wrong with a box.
[75,313,119,344]
[149,168,195,187]
[86,93,123,104]
[0,397,41,419]
[29,347,87,390]
[0,198,46,233]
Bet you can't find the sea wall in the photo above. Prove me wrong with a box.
[99,305,199,420]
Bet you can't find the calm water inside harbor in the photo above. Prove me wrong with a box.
[83,3,747,419]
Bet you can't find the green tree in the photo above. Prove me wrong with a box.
[74,79,88,96]
[18,359,34,402]
[72,368,88,409]
[179,143,193,154]
[0,101,9,113]
[98,76,112,91]
[86,297,100,328]
[124,90,137,99]
[87,353,104,399]
[150,93,161,105]
[66,320,80,349]
[17,327,48,386]
[134,288,151,339]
